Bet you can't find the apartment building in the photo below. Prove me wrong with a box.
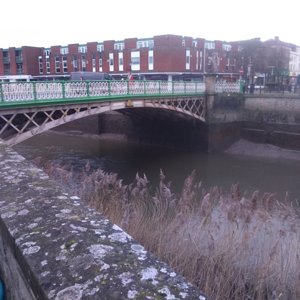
[0,46,43,81]
[0,34,242,82]
[0,34,258,82]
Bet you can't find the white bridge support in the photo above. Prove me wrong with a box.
[0,96,206,146]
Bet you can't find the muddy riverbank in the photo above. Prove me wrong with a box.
[226,139,300,162]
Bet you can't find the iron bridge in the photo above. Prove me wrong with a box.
[0,80,210,145]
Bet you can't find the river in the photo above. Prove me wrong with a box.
[13,130,300,205]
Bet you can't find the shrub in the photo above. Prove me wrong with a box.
[36,160,300,300]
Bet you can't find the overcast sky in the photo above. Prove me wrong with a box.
[1,0,299,48]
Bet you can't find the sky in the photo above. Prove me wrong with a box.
[1,0,299,48]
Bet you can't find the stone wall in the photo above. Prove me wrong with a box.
[206,94,244,152]
[0,142,206,300]
[243,95,300,149]
[206,93,300,151]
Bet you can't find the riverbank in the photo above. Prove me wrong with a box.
[225,139,300,161]
[11,131,300,298]
[42,160,300,300]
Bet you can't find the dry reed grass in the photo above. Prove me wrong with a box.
[36,159,300,300]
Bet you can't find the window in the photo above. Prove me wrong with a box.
[222,44,232,52]
[131,51,140,71]
[193,41,197,48]
[114,42,124,51]
[46,56,50,74]
[99,58,102,72]
[38,56,43,74]
[60,47,69,55]
[16,63,23,75]
[55,56,61,73]
[15,50,22,62]
[148,50,153,70]
[3,51,9,64]
[205,41,215,50]
[97,44,104,52]
[73,55,78,72]
[4,65,10,75]
[78,45,87,53]
[118,52,123,71]
[82,55,86,71]
[109,53,114,72]
[199,50,203,71]
[44,49,51,56]
[137,40,154,49]
[196,51,199,70]
[92,58,96,72]
[62,56,68,73]
[137,41,143,48]
[148,40,154,49]
[186,49,190,70]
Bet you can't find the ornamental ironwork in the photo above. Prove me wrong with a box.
[0,80,206,104]
[215,82,241,93]
[0,80,211,145]
[0,96,206,146]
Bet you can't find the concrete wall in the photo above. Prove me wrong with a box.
[205,92,300,152]
[243,95,300,149]
[206,94,244,152]
[0,142,205,299]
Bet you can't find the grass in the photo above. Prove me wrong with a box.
[36,158,300,300]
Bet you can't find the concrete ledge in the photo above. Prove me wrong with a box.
[0,142,205,299]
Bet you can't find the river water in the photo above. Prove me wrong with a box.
[14,130,300,205]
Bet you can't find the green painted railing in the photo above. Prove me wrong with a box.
[0,80,206,108]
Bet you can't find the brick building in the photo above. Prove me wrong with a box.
[0,34,247,82]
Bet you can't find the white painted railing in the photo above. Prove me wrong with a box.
[0,80,206,103]
[215,81,241,93]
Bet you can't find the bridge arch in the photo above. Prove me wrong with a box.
[0,96,206,146]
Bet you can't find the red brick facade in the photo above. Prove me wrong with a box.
[0,34,243,81]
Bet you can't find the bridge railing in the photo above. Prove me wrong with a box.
[215,81,242,94]
[0,80,206,104]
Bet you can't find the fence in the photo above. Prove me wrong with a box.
[215,81,242,94]
[0,80,206,103]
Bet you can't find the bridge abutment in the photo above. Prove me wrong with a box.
[205,94,244,152]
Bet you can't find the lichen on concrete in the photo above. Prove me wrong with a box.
[0,141,206,299]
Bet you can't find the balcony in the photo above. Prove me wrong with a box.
[16,55,23,63]
[3,57,10,64]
